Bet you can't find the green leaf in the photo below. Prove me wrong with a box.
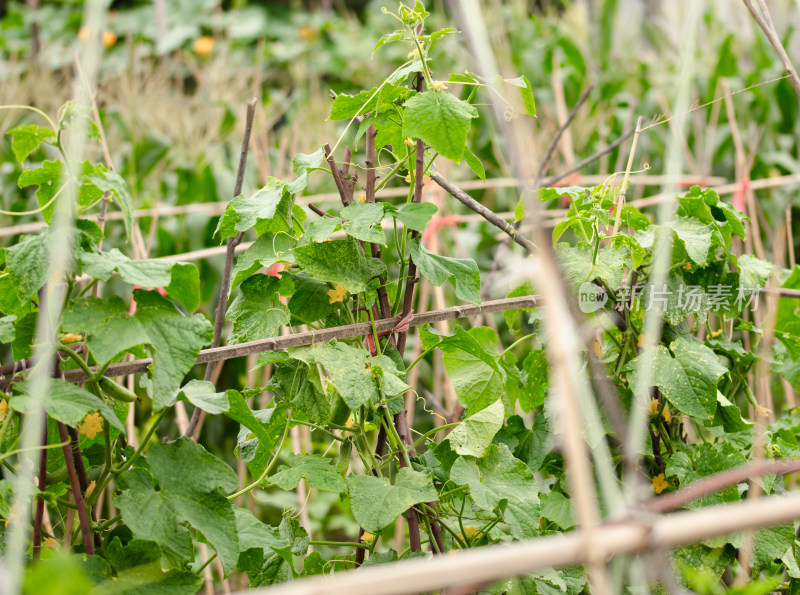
[226,275,290,344]
[114,438,240,576]
[409,237,480,305]
[462,145,486,182]
[84,170,134,239]
[17,160,61,222]
[310,340,377,410]
[287,274,338,325]
[63,296,149,365]
[269,453,346,493]
[341,201,386,245]
[555,242,627,289]
[0,315,15,343]
[293,239,386,294]
[78,248,200,312]
[100,537,203,595]
[540,491,574,530]
[450,444,540,539]
[669,218,714,265]
[302,216,342,243]
[402,90,478,162]
[420,325,505,411]
[627,340,726,419]
[215,179,294,242]
[231,234,296,291]
[447,399,504,457]
[346,467,437,533]
[502,74,536,116]
[133,290,214,410]
[178,381,278,450]
[392,202,438,233]
[8,124,55,163]
[11,379,125,435]
[736,254,773,289]
[6,231,49,302]
[372,30,406,56]
[712,391,752,433]
[328,86,408,121]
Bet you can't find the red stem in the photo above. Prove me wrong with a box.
[58,422,94,554]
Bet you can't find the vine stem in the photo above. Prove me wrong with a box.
[227,412,291,500]
[57,421,94,554]
[184,97,258,440]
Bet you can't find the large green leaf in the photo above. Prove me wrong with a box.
[422,326,506,411]
[450,444,540,539]
[402,90,478,162]
[114,438,240,576]
[310,340,377,410]
[78,248,200,312]
[215,179,294,242]
[271,359,331,424]
[341,202,386,245]
[669,218,714,265]
[287,274,338,324]
[409,237,480,305]
[347,467,437,533]
[98,537,203,595]
[555,242,627,289]
[5,231,49,302]
[627,340,726,420]
[447,399,504,457]
[269,453,346,493]
[328,86,408,120]
[392,202,438,232]
[63,297,148,365]
[17,160,62,222]
[133,290,213,410]
[8,124,55,163]
[11,379,125,434]
[84,169,134,239]
[293,239,386,294]
[231,234,296,290]
[226,275,290,344]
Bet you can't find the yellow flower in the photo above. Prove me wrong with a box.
[404,174,412,183]
[61,333,82,344]
[708,328,724,339]
[431,80,448,90]
[648,399,660,415]
[102,31,117,48]
[356,193,366,203]
[80,412,104,440]
[756,405,773,418]
[651,473,669,494]
[360,531,376,545]
[298,25,314,40]
[0,398,8,422]
[327,284,346,304]
[78,27,92,42]
[84,480,96,499]
[407,48,420,58]
[662,407,672,423]
[4,502,21,527]
[194,36,214,55]
[460,526,483,541]
[44,536,59,550]
[404,137,415,147]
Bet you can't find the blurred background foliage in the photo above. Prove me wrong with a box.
[2,0,800,555]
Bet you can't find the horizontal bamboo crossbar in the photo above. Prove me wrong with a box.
[250,491,800,595]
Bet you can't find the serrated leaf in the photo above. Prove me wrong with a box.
[17,160,62,222]
[84,170,134,239]
[393,202,438,232]
[736,254,773,289]
[114,438,240,576]
[271,359,331,424]
[447,399,503,457]
[450,444,539,539]
[409,237,480,305]
[287,273,338,325]
[341,201,386,245]
[231,234,296,291]
[328,86,408,121]
[0,315,15,343]
[627,339,726,420]
[269,453,346,493]
[347,467,437,533]
[133,290,213,410]
[302,216,342,243]
[11,379,125,434]
[8,124,55,163]
[6,231,49,302]
[372,30,406,56]
[292,238,386,294]
[669,217,714,265]
[310,340,377,410]
[539,491,574,529]
[215,179,294,242]
[226,275,289,344]
[402,90,478,162]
